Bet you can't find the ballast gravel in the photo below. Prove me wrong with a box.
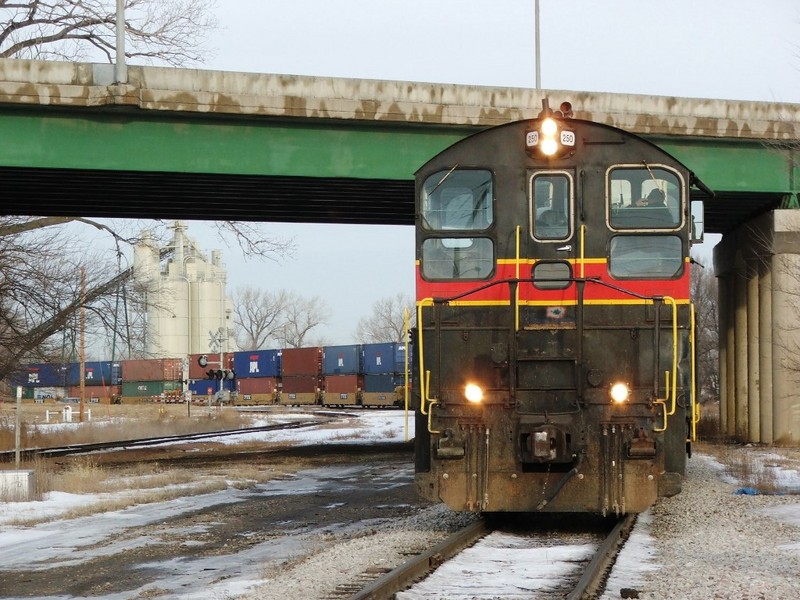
[602,452,800,600]
[243,450,800,600]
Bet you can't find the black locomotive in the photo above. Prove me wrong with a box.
[411,101,706,514]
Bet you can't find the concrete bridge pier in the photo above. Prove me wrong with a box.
[715,210,800,445]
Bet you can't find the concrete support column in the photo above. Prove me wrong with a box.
[718,273,729,436]
[746,258,760,443]
[725,274,737,438]
[759,259,773,443]
[733,255,749,441]
[772,252,800,444]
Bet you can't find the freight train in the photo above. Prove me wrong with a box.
[411,101,708,515]
[10,342,409,408]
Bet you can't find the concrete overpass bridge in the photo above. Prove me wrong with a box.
[1,59,799,443]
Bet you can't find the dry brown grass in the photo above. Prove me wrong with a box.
[0,402,248,452]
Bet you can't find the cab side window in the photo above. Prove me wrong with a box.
[608,167,682,230]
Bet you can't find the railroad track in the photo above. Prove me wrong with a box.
[0,418,326,462]
[334,514,636,599]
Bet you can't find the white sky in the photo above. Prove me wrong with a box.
[127,1,800,345]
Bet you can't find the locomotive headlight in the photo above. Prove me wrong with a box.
[465,383,484,403]
[609,382,630,404]
[540,138,559,156]
[541,117,558,136]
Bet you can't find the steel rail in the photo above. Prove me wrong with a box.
[0,419,325,462]
[348,519,489,600]
[567,513,638,600]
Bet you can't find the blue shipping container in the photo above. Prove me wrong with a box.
[12,363,69,387]
[362,343,408,374]
[65,361,121,386]
[323,344,362,375]
[233,349,281,378]
[188,379,235,396]
[363,373,399,393]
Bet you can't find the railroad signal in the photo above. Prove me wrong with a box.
[198,354,208,367]
[206,369,217,380]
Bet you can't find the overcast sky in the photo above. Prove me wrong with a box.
[171,0,800,345]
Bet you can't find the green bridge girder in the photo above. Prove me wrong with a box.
[0,105,795,232]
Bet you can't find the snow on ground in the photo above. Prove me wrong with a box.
[3,410,800,599]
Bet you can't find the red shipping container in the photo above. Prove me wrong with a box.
[68,385,116,399]
[281,374,320,394]
[121,358,183,382]
[281,347,322,376]
[324,374,361,394]
[237,377,279,395]
[188,353,234,379]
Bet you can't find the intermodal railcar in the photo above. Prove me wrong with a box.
[411,101,708,515]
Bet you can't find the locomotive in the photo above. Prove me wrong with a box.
[411,101,707,515]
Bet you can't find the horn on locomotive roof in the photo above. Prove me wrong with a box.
[538,98,574,119]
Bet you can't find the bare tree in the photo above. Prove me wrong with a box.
[231,287,289,350]
[355,293,415,343]
[691,260,719,401]
[277,293,330,349]
[0,0,218,66]
[0,218,135,381]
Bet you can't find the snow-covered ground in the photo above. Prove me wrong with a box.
[2,409,800,599]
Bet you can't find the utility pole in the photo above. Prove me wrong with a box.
[115,0,128,84]
[535,0,541,90]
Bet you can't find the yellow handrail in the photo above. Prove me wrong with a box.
[690,303,699,441]
[654,370,671,432]
[403,307,410,443]
[515,225,521,332]
[427,400,441,433]
[580,224,586,278]
[416,298,435,415]
[662,296,678,417]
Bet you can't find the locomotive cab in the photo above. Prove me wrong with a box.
[412,106,704,515]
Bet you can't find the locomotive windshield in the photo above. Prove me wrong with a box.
[420,169,495,280]
[420,169,493,231]
[531,172,572,241]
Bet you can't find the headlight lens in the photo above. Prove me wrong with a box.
[610,382,630,403]
[541,118,558,136]
[465,383,484,403]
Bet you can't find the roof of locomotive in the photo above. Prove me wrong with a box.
[415,117,698,179]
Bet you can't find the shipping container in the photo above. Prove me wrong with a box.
[322,374,361,406]
[121,358,183,382]
[188,379,235,397]
[281,347,322,376]
[66,386,104,402]
[237,377,280,395]
[121,380,182,398]
[31,387,66,400]
[233,349,281,378]
[362,343,408,374]
[12,363,69,387]
[363,373,398,393]
[188,353,234,380]
[66,361,122,386]
[280,374,320,405]
[322,344,361,375]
